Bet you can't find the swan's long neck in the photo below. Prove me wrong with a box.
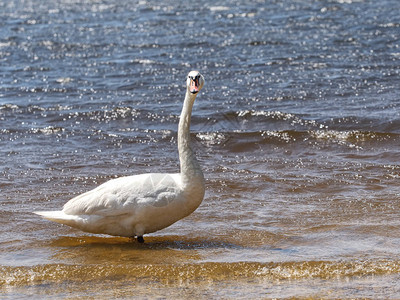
[178,89,204,188]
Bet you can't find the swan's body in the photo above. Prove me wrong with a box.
[35,71,205,242]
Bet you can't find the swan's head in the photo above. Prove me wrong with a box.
[187,71,204,95]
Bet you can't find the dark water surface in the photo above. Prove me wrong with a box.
[1,0,400,298]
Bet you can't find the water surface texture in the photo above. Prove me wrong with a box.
[1,0,400,298]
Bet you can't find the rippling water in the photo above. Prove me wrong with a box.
[1,0,400,298]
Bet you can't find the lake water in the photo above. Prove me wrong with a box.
[1,0,400,298]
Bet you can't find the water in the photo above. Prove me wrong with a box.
[1,0,400,298]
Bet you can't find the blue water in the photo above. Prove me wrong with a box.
[1,0,400,298]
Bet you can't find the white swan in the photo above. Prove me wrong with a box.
[35,71,205,243]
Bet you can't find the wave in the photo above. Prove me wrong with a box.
[2,104,399,132]
[216,110,400,133]
[2,123,397,149]
[0,103,172,122]
[1,259,399,287]
[1,105,399,149]
[196,130,400,151]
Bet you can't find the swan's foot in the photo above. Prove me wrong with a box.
[137,236,144,243]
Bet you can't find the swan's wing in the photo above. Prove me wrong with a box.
[62,173,182,216]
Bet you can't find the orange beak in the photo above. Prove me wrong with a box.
[189,77,200,94]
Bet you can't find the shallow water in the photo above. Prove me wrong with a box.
[1,0,400,298]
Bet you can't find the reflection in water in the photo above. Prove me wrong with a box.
[48,235,237,264]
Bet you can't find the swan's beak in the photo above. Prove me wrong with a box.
[189,77,200,94]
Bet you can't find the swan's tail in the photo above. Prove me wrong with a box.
[34,211,103,233]
[34,210,78,225]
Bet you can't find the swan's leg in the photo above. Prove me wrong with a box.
[137,236,144,243]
